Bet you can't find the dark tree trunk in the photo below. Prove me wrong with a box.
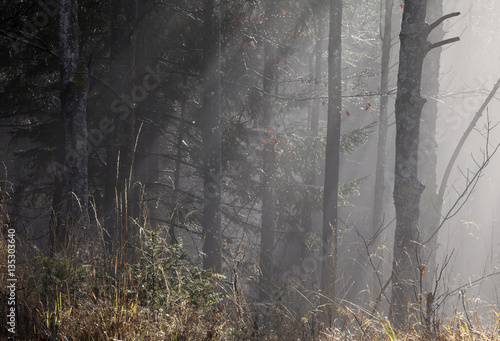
[259,0,278,300]
[372,0,393,298]
[57,0,89,250]
[321,0,342,326]
[201,0,222,272]
[390,0,459,325]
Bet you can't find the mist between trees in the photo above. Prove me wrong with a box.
[2,0,500,339]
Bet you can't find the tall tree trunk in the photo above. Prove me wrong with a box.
[259,0,278,300]
[57,0,89,250]
[201,0,222,272]
[321,0,342,326]
[390,0,459,325]
[419,0,444,291]
[372,0,393,299]
[103,0,138,253]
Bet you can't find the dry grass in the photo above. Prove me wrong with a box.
[2,238,500,340]
[1,185,500,340]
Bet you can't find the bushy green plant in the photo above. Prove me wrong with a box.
[128,230,226,308]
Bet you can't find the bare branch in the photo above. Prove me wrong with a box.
[428,37,460,51]
[428,12,460,31]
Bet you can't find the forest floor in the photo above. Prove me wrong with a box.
[2,232,500,341]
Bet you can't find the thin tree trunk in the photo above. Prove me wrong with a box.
[321,0,342,326]
[58,0,89,250]
[201,0,222,272]
[372,0,393,298]
[435,77,500,224]
[415,81,500,296]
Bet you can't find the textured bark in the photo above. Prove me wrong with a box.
[57,0,89,249]
[321,0,342,326]
[201,0,222,272]
[391,1,428,325]
[390,0,459,326]
[258,0,278,300]
[103,0,138,252]
[372,0,393,298]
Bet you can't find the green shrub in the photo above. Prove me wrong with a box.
[128,230,226,308]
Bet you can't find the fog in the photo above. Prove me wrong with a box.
[2,0,500,337]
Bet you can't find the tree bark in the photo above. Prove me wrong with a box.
[201,0,222,272]
[57,0,89,250]
[390,0,459,326]
[321,0,342,326]
[391,1,428,325]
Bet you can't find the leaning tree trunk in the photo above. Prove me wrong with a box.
[201,0,222,272]
[57,0,89,251]
[321,0,342,326]
[372,0,393,299]
[390,0,459,326]
[258,0,278,300]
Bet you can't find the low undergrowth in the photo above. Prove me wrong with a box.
[2,227,500,340]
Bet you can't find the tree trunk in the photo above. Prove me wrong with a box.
[321,0,342,326]
[390,0,459,325]
[57,0,89,250]
[259,0,278,300]
[372,0,393,299]
[201,0,222,272]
